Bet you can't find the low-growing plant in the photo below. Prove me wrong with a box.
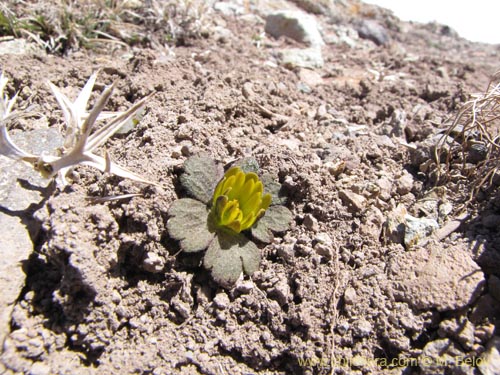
[0,71,155,187]
[167,155,293,287]
[436,70,500,202]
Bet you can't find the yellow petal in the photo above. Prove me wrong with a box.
[261,193,272,210]
[240,212,256,231]
[227,220,242,233]
[226,170,245,201]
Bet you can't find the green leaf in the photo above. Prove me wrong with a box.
[167,198,215,252]
[251,205,293,243]
[203,230,260,288]
[180,154,223,204]
[260,173,287,206]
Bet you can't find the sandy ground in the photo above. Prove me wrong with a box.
[1,1,500,374]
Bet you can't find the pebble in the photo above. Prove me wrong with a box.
[30,362,51,375]
[376,176,393,201]
[404,214,439,248]
[352,319,372,338]
[235,281,254,294]
[396,172,414,195]
[356,20,389,46]
[213,292,230,309]
[339,190,366,213]
[278,47,324,69]
[303,214,319,231]
[337,321,350,335]
[269,280,291,306]
[142,252,164,273]
[299,69,323,87]
[343,287,357,305]
[265,10,324,47]
[478,336,500,375]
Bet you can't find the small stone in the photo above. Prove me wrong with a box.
[337,321,350,335]
[30,362,51,375]
[235,281,254,294]
[420,339,465,373]
[299,69,323,87]
[181,144,192,156]
[111,290,122,304]
[339,190,366,213]
[213,293,230,309]
[278,47,324,69]
[352,319,372,338]
[343,287,357,305]
[376,176,393,201]
[325,160,346,177]
[478,336,500,375]
[269,280,291,306]
[404,214,439,248]
[142,252,164,273]
[303,214,319,231]
[356,20,389,46]
[396,173,414,195]
[265,10,324,47]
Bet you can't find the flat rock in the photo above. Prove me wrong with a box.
[0,128,62,211]
[0,214,33,349]
[478,336,500,375]
[265,10,324,47]
[0,128,62,349]
[356,19,389,46]
[277,47,324,69]
[387,242,484,311]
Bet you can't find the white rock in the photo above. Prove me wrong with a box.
[478,336,500,375]
[265,10,324,47]
[277,47,324,69]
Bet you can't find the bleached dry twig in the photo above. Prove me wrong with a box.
[0,71,157,187]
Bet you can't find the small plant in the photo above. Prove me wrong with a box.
[167,155,293,287]
[436,70,500,202]
[0,71,155,186]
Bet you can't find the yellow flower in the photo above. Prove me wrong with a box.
[211,167,272,233]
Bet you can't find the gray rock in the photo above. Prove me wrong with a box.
[303,214,319,231]
[265,10,324,47]
[277,47,324,69]
[396,172,414,195]
[213,1,245,16]
[387,243,485,311]
[289,0,333,15]
[420,339,468,373]
[1,128,62,211]
[343,287,357,305]
[30,362,51,375]
[404,214,439,248]
[0,128,62,349]
[0,214,33,349]
[356,20,389,46]
[352,319,372,338]
[478,336,500,375]
[339,189,366,213]
[0,39,39,55]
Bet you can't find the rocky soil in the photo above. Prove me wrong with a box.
[1,0,500,374]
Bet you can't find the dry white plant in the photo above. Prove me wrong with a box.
[0,71,156,187]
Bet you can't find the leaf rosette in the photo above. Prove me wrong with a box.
[167,155,292,287]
